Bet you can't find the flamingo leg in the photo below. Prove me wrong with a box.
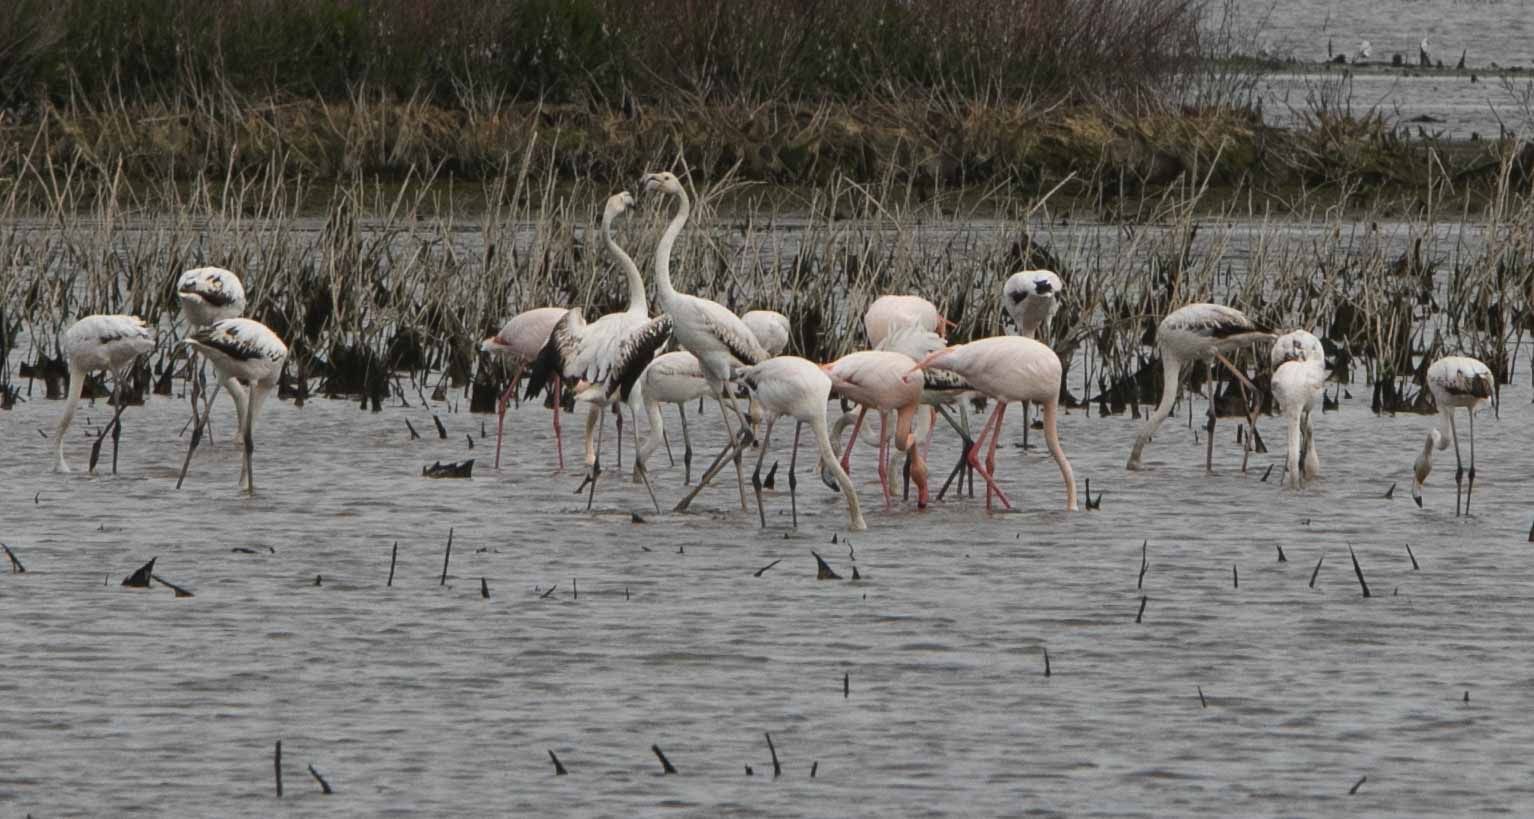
[552,378,565,471]
[876,411,891,511]
[678,404,693,483]
[1450,410,1464,517]
[614,402,625,472]
[673,390,750,513]
[751,415,777,528]
[494,362,523,469]
[662,412,675,466]
[788,420,802,528]
[1204,378,1217,473]
[1466,408,1477,514]
[967,402,1014,511]
[88,368,131,476]
[963,403,1001,494]
[840,407,867,476]
[935,404,974,501]
[583,404,606,511]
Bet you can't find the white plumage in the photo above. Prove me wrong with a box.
[630,351,715,483]
[1412,355,1494,514]
[741,310,791,357]
[1002,269,1062,340]
[864,294,946,348]
[1127,302,1274,470]
[737,356,867,531]
[182,318,288,494]
[177,267,247,327]
[52,314,156,473]
[1269,330,1327,488]
[643,171,767,512]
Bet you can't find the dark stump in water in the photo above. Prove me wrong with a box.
[423,459,475,479]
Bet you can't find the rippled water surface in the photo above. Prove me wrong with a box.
[3,360,1533,815]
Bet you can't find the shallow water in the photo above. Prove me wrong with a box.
[3,362,1532,815]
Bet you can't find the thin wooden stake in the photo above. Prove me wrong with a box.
[1197,685,1207,708]
[765,733,781,778]
[843,672,849,698]
[1405,543,1419,570]
[810,761,818,778]
[1309,555,1324,588]
[548,750,567,775]
[1135,595,1147,623]
[651,744,677,774]
[1349,775,1366,795]
[1043,647,1051,677]
[1348,546,1371,597]
[1137,540,1148,589]
[308,764,333,794]
[1,543,25,573]
[274,740,283,798]
[440,527,453,585]
[481,577,489,599]
[1232,564,1238,589]
[1276,544,1287,562]
[387,541,397,587]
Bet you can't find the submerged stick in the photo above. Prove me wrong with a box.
[548,750,567,775]
[810,761,819,778]
[122,558,156,588]
[1137,540,1148,589]
[765,733,781,778]
[432,414,447,439]
[1043,647,1051,677]
[405,419,421,440]
[1405,543,1419,570]
[753,559,782,577]
[1135,596,1147,623]
[1348,546,1371,597]
[812,551,842,580]
[387,541,397,587]
[308,764,333,794]
[651,744,677,774]
[1197,685,1207,708]
[1276,545,1287,562]
[1349,775,1366,795]
[481,577,489,599]
[1,543,25,573]
[275,740,283,798]
[440,527,453,585]
[1232,564,1238,589]
[1309,555,1324,588]
[152,574,195,598]
[1384,482,1396,499]
[844,672,850,697]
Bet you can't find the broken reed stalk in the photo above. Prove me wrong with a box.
[1309,555,1324,588]
[844,672,850,697]
[1349,775,1367,795]
[1043,647,1052,677]
[440,527,453,586]
[765,733,782,778]
[1276,545,1287,562]
[405,419,421,440]
[1135,596,1147,623]
[651,744,677,774]
[308,764,333,794]
[1,543,25,573]
[432,414,447,439]
[387,541,398,586]
[151,574,194,597]
[1137,540,1148,589]
[754,559,782,577]
[1197,685,1207,708]
[1348,546,1371,597]
[1405,543,1419,570]
[274,740,283,798]
[1232,564,1238,589]
[548,750,567,775]
[812,551,841,580]
[810,761,819,778]
[481,577,489,598]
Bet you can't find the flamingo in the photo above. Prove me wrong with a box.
[1003,269,1062,340]
[741,310,791,357]
[864,294,953,348]
[481,306,569,469]
[1002,268,1064,450]
[180,318,288,494]
[1126,303,1274,471]
[640,172,769,513]
[738,356,867,531]
[1270,330,1328,488]
[822,350,929,510]
[524,191,670,508]
[52,314,156,474]
[867,323,974,498]
[1412,355,1494,515]
[177,266,247,436]
[906,336,1078,512]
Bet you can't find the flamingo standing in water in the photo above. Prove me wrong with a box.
[482,306,569,469]
[180,318,288,494]
[177,266,247,435]
[906,336,1078,512]
[630,351,715,484]
[823,350,929,510]
[638,172,768,513]
[1412,355,1494,515]
[1003,269,1063,449]
[738,356,867,531]
[525,192,670,508]
[1270,330,1328,488]
[52,314,156,474]
[1126,303,1274,471]
[864,295,952,348]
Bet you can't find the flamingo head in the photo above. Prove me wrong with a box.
[480,335,506,354]
[604,191,636,219]
[640,172,683,196]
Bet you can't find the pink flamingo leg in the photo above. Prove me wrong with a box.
[921,407,936,460]
[840,406,867,475]
[877,410,892,511]
[967,403,1014,511]
[494,363,522,470]
[552,378,565,471]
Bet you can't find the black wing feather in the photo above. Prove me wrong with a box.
[523,309,579,401]
[607,316,673,402]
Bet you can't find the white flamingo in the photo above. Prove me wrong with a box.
[741,310,791,357]
[630,351,715,484]
[180,318,288,494]
[1412,355,1494,515]
[738,356,867,531]
[1126,303,1274,471]
[906,336,1078,512]
[481,306,569,469]
[525,192,670,507]
[864,294,952,348]
[1003,269,1062,340]
[1270,330,1328,488]
[641,172,769,513]
[52,314,156,474]
[177,266,247,435]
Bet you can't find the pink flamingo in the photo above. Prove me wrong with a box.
[822,350,929,510]
[905,336,1078,512]
[481,306,569,470]
[863,295,955,348]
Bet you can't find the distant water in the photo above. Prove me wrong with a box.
[1232,0,1533,138]
[4,325,1534,812]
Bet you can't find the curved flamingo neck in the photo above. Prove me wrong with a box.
[653,187,690,307]
[604,211,646,316]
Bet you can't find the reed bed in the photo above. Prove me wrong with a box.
[1,131,1530,419]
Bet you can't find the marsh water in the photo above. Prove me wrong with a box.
[4,285,1534,815]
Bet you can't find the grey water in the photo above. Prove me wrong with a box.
[4,319,1534,815]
